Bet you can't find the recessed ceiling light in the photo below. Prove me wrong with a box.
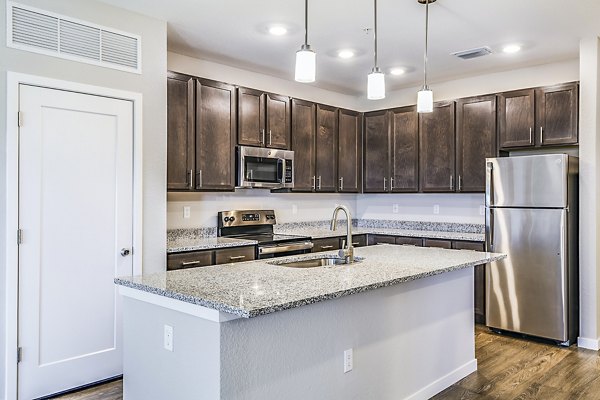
[390,67,406,76]
[503,44,521,54]
[337,49,355,59]
[268,25,288,36]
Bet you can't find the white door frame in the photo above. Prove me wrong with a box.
[4,71,144,400]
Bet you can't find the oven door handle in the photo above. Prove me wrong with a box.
[259,241,314,255]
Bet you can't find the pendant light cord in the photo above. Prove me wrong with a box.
[423,0,429,88]
[373,0,378,69]
[304,0,308,46]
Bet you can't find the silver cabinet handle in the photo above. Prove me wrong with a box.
[312,176,316,190]
[320,245,334,250]
[458,175,462,191]
[260,128,265,145]
[182,261,201,266]
[339,177,344,191]
[269,130,272,146]
[450,175,454,190]
[390,177,394,191]
[383,177,387,191]
[317,176,322,190]
[188,169,193,189]
[120,248,131,257]
[529,127,533,144]
[229,255,246,261]
[540,126,544,143]
[196,170,202,188]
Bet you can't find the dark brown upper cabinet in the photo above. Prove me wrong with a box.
[291,99,316,192]
[338,109,362,193]
[167,72,195,191]
[363,110,390,193]
[315,104,338,192]
[195,78,236,191]
[498,89,535,149]
[419,101,456,192]
[499,83,578,150]
[390,106,419,192]
[456,95,497,193]
[536,82,578,146]
[237,87,290,149]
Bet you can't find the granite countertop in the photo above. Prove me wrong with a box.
[167,237,257,253]
[116,245,505,318]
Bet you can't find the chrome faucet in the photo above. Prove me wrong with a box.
[330,205,354,263]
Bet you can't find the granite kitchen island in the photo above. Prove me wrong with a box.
[115,245,505,400]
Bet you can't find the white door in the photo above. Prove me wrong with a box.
[17,84,134,399]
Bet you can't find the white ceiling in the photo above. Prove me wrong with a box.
[100,0,600,96]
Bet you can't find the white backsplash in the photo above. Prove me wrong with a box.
[167,190,484,229]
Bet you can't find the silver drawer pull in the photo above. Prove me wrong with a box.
[352,242,360,245]
[376,242,392,245]
[181,261,200,266]
[320,245,334,250]
[229,255,246,261]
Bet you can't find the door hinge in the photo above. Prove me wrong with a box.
[17,111,23,127]
[17,347,22,363]
[17,229,23,245]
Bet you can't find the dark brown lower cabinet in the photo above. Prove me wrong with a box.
[423,239,452,249]
[166,246,256,271]
[367,234,396,245]
[453,241,486,324]
[340,234,367,248]
[312,237,342,253]
[395,236,423,246]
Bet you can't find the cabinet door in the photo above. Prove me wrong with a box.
[419,102,456,192]
[456,95,497,193]
[342,234,367,248]
[423,239,452,249]
[453,241,486,324]
[338,109,362,193]
[363,110,390,193]
[315,104,338,192]
[291,99,316,191]
[214,246,256,265]
[312,237,341,253]
[237,87,265,147]
[195,78,236,191]
[367,234,396,245]
[536,82,578,146]
[498,89,535,149]
[395,237,423,246]
[167,72,195,190]
[167,251,213,271]
[265,93,291,149]
[390,106,419,192]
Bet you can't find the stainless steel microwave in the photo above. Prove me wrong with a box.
[236,146,294,189]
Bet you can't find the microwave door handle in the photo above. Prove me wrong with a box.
[277,159,284,183]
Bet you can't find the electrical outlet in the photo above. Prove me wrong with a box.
[183,206,191,219]
[164,325,173,352]
[433,205,440,215]
[344,348,353,373]
[479,205,485,216]
[292,204,298,215]
[392,204,399,214]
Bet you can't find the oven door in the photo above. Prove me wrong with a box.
[237,146,285,188]
[258,241,314,259]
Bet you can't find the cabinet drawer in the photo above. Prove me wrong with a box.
[367,234,396,245]
[340,234,367,248]
[423,239,452,249]
[452,241,485,251]
[167,251,213,271]
[214,246,256,265]
[312,237,342,253]
[395,236,423,246]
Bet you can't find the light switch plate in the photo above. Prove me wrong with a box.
[344,348,353,373]
[433,205,440,215]
[392,204,399,214]
[183,206,191,219]
[164,325,173,352]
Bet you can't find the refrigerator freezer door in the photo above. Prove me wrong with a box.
[486,154,568,208]
[486,208,568,341]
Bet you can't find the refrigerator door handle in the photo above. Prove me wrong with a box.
[485,208,494,252]
[486,161,494,207]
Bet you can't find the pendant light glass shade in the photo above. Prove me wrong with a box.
[417,87,433,113]
[367,68,385,100]
[295,44,316,83]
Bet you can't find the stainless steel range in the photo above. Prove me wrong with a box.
[217,210,313,259]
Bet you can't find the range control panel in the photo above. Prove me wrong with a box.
[218,210,277,227]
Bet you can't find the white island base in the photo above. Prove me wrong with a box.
[120,267,476,400]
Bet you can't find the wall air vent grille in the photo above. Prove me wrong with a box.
[451,46,493,60]
[7,1,141,73]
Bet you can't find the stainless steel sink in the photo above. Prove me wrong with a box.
[274,256,362,269]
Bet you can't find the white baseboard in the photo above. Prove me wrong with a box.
[405,359,477,400]
[578,336,600,351]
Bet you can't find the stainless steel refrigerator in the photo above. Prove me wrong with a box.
[485,154,578,345]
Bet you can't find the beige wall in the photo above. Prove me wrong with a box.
[1,0,167,395]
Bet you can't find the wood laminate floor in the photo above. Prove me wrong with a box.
[52,326,600,400]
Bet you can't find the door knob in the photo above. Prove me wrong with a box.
[120,248,131,257]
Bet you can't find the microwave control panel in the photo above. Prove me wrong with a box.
[285,160,293,184]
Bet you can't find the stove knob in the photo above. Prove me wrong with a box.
[229,216,236,222]
[224,217,230,223]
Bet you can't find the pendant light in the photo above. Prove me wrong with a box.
[367,0,385,100]
[417,0,435,113]
[295,0,316,83]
